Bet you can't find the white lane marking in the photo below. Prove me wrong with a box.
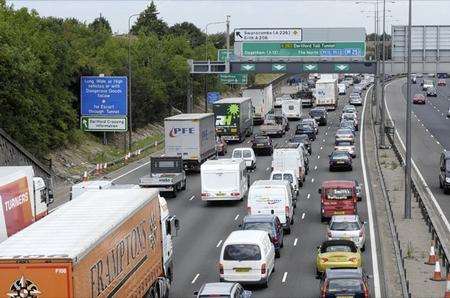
[301,212,306,220]
[430,134,434,138]
[317,155,320,159]
[323,139,326,142]
[216,240,223,248]
[189,195,195,201]
[314,165,318,170]
[294,238,298,246]
[266,167,270,171]
[325,132,328,136]
[311,178,315,183]
[282,272,288,283]
[111,160,150,182]
[437,141,441,145]
[320,146,323,150]
[385,83,450,232]
[360,85,381,298]
[191,273,200,284]
[234,214,240,221]
[247,140,251,144]
[307,193,311,199]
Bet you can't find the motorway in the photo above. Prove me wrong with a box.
[385,78,450,224]
[113,88,379,297]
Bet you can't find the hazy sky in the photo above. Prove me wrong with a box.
[7,1,450,35]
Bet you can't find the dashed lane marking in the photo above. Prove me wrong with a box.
[189,195,195,201]
[282,272,288,284]
[191,274,200,284]
[216,240,223,248]
[294,238,298,246]
[307,193,311,199]
[301,212,306,220]
[234,214,240,221]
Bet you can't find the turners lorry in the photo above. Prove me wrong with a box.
[0,187,179,298]
[0,166,52,242]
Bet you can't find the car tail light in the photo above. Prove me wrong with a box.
[349,257,357,262]
[219,262,223,275]
[285,206,290,214]
[247,206,251,213]
[363,281,369,298]
[201,192,209,197]
[321,257,329,262]
[320,282,328,298]
[231,192,240,197]
[261,263,266,275]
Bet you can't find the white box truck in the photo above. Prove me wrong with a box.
[242,84,273,125]
[271,146,306,186]
[0,166,52,242]
[282,99,302,120]
[165,113,216,171]
[315,78,338,110]
[201,159,249,202]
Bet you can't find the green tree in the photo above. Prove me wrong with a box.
[130,1,168,37]
[169,22,205,47]
[89,15,112,34]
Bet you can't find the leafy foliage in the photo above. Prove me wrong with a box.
[0,1,227,158]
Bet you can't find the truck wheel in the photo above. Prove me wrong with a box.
[181,179,186,190]
[320,215,326,223]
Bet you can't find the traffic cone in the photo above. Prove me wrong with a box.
[99,163,103,173]
[430,260,446,281]
[95,164,100,175]
[83,171,88,182]
[445,273,450,298]
[425,241,438,265]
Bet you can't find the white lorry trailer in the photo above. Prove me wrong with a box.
[0,166,52,242]
[242,84,273,125]
[165,113,216,171]
[315,78,338,110]
[282,99,302,120]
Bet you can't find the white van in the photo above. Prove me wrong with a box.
[272,146,306,186]
[232,148,256,169]
[201,159,249,201]
[338,83,347,95]
[270,170,299,199]
[247,180,294,233]
[281,99,302,120]
[219,230,275,287]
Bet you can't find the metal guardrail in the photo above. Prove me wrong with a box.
[386,129,450,275]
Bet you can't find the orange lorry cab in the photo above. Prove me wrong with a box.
[319,180,357,222]
[0,187,172,298]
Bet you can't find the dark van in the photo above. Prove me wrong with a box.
[439,151,450,194]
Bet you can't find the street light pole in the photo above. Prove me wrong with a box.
[204,20,227,113]
[405,0,413,219]
[127,13,140,151]
[380,0,387,147]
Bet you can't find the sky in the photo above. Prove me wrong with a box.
[7,0,450,35]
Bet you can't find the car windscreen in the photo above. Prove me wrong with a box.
[232,150,242,158]
[243,151,252,158]
[243,222,275,236]
[331,221,361,231]
[328,279,362,293]
[326,188,353,200]
[323,245,354,253]
[223,244,261,261]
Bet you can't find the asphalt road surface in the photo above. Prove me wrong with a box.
[385,78,450,225]
[113,88,379,298]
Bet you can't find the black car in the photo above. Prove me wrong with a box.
[240,214,284,257]
[290,134,312,155]
[439,150,450,194]
[320,268,370,298]
[309,108,328,126]
[329,151,352,171]
[296,124,316,141]
[251,135,273,156]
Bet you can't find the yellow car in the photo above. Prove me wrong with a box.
[316,240,362,278]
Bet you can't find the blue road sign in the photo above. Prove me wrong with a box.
[207,92,221,103]
[81,76,128,116]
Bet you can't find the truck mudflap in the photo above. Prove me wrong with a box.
[157,277,171,298]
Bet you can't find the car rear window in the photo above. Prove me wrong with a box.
[331,221,361,231]
[243,151,252,158]
[223,244,261,261]
[283,173,294,183]
[323,245,354,253]
[310,110,323,116]
[331,152,349,159]
[326,188,353,200]
[254,137,268,144]
[272,173,283,180]
[243,222,275,236]
[336,141,352,146]
[328,278,362,293]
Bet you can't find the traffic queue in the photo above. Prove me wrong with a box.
[189,74,374,297]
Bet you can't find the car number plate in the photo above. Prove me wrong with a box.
[216,192,225,196]
[257,144,264,147]
[336,296,354,298]
[234,268,251,273]
[334,211,345,215]
[337,161,345,164]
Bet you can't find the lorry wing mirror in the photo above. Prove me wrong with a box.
[47,189,54,204]
[167,215,180,237]
[193,291,199,296]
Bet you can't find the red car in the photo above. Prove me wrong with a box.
[215,137,228,156]
[438,79,446,86]
[412,94,426,104]
[319,180,358,222]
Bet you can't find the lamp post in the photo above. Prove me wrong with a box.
[405,0,412,219]
[204,20,227,112]
[127,13,141,151]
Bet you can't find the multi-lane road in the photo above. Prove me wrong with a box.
[385,78,450,226]
[112,88,380,297]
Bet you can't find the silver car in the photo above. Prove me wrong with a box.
[195,283,252,298]
[335,128,355,143]
[328,215,366,251]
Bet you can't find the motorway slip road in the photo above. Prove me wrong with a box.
[385,78,450,228]
[112,89,381,297]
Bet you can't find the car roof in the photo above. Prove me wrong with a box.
[331,215,359,222]
[252,180,290,187]
[224,230,268,244]
[322,180,356,188]
[442,150,450,159]
[199,282,236,295]
[243,214,277,223]
[325,268,363,279]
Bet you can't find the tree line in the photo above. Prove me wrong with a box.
[0,1,229,158]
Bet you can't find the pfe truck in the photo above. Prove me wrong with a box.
[0,187,179,298]
[213,97,253,142]
[165,113,216,171]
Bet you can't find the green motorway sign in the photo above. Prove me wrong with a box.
[303,64,319,72]
[217,49,234,62]
[272,64,287,72]
[219,73,248,84]
[242,42,365,57]
[240,64,256,72]
[334,64,350,72]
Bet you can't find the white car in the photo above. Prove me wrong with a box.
[232,148,256,169]
[334,140,356,158]
[343,105,357,115]
[341,113,358,130]
[327,215,366,251]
